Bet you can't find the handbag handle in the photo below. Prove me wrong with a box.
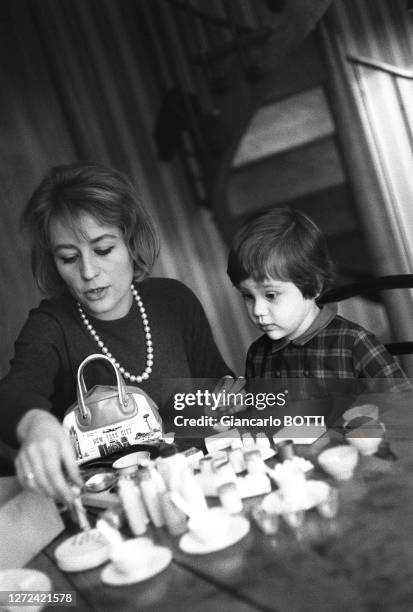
[77,353,130,421]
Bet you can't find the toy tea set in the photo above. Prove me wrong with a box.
[56,356,389,586]
[53,400,388,587]
[1,350,390,597]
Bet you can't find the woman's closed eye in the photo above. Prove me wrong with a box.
[59,246,114,264]
[59,254,77,264]
[94,246,114,256]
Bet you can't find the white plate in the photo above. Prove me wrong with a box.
[0,568,51,590]
[179,515,250,555]
[100,546,172,586]
[273,425,327,445]
[195,447,276,473]
[262,480,331,514]
[55,529,110,572]
[0,569,51,611]
[293,480,331,510]
[272,456,314,475]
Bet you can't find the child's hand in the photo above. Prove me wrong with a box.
[210,375,246,415]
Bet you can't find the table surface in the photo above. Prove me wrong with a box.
[26,391,413,612]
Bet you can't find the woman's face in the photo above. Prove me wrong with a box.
[50,213,134,320]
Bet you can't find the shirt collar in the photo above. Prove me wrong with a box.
[269,303,337,353]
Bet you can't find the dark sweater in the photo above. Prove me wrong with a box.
[0,278,230,445]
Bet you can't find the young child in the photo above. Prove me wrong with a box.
[227,207,408,390]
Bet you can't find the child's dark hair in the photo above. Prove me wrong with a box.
[227,207,334,299]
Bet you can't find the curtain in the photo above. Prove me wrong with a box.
[321,0,413,374]
[0,0,258,379]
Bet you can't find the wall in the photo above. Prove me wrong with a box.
[224,33,374,286]
[0,0,257,379]
[0,2,77,377]
[321,0,413,373]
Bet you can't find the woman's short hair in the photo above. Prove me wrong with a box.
[22,161,159,295]
[227,207,334,299]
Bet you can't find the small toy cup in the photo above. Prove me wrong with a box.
[187,507,231,545]
[110,537,154,575]
[317,445,358,480]
[342,404,379,426]
[112,451,151,475]
[345,419,385,456]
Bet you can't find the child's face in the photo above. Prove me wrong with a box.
[238,277,319,341]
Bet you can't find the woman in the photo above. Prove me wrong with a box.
[0,161,237,502]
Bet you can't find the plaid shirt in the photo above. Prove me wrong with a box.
[246,305,409,391]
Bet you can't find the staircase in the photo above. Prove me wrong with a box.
[223,33,374,285]
[141,0,373,284]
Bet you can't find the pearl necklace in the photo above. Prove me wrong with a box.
[77,284,153,383]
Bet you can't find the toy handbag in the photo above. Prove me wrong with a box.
[63,353,163,465]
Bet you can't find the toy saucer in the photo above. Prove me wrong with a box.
[0,569,51,611]
[100,546,172,586]
[262,480,331,514]
[54,528,110,572]
[0,567,51,588]
[179,515,250,555]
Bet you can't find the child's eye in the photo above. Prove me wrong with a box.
[95,247,113,256]
[266,292,279,301]
[241,293,253,301]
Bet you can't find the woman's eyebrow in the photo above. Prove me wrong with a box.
[53,243,77,253]
[53,233,118,251]
[89,233,118,244]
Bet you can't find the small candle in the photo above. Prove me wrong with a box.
[242,432,255,447]
[278,440,295,461]
[228,448,245,473]
[244,449,265,475]
[199,456,214,475]
[212,459,236,486]
[71,489,91,531]
[95,518,124,548]
[217,482,243,514]
[256,432,271,451]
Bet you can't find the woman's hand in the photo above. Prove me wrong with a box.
[14,409,83,503]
